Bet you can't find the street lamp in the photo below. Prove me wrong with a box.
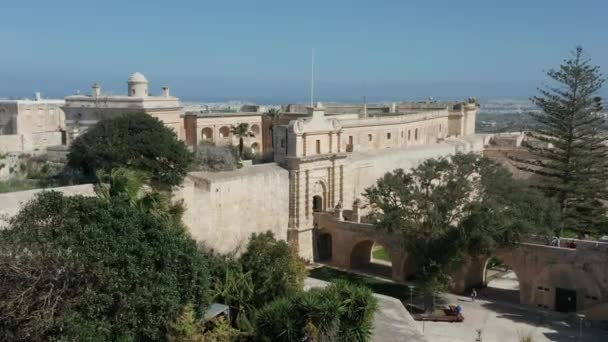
[408,285,415,306]
[577,313,585,342]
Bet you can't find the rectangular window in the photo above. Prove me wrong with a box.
[387,132,391,140]
[316,139,321,154]
[348,136,353,145]
[368,134,372,142]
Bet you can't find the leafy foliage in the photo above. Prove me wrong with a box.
[255,281,377,342]
[239,232,307,307]
[0,191,210,341]
[67,112,193,186]
[365,153,557,290]
[230,123,254,158]
[516,47,608,236]
[193,142,239,172]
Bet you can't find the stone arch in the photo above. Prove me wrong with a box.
[350,239,398,280]
[201,127,213,141]
[312,180,328,213]
[314,231,333,262]
[219,126,230,138]
[251,124,260,136]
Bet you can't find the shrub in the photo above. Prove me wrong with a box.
[239,232,307,306]
[0,191,211,341]
[67,113,193,186]
[193,143,238,172]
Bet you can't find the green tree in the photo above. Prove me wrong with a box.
[516,47,608,237]
[67,113,193,186]
[230,123,254,158]
[239,232,307,307]
[365,153,557,293]
[0,191,210,341]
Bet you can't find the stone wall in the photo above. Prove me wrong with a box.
[174,163,289,254]
[0,131,63,153]
[0,184,95,226]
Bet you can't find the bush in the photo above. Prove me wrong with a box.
[239,232,307,306]
[67,113,193,186]
[193,143,238,172]
[0,191,211,341]
[255,281,378,342]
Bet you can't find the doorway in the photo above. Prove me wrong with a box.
[555,288,577,313]
[312,195,323,212]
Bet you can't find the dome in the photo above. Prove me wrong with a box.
[128,72,148,83]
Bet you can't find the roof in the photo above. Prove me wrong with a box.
[203,303,230,321]
[128,72,148,83]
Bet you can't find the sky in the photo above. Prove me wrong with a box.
[1,0,607,103]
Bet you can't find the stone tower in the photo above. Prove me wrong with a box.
[127,72,148,97]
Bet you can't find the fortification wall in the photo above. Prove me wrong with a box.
[0,184,95,226]
[175,163,290,254]
[343,135,487,208]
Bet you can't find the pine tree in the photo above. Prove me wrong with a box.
[518,47,608,237]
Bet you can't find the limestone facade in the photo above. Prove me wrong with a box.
[62,73,183,143]
[0,94,66,152]
[273,102,480,259]
[183,112,263,153]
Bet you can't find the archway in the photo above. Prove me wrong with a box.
[312,195,323,212]
[481,256,521,304]
[201,127,213,141]
[219,126,230,138]
[251,124,260,137]
[314,232,332,262]
[350,240,393,279]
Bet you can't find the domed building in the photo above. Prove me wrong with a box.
[62,72,183,143]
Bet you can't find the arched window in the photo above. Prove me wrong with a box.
[313,195,323,212]
[250,124,260,137]
[201,127,213,140]
[219,126,230,138]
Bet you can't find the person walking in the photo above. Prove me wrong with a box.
[471,288,477,302]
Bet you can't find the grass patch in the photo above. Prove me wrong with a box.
[372,246,391,261]
[0,179,42,193]
[309,266,416,302]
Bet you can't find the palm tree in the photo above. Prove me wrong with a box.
[230,123,254,158]
[265,108,282,148]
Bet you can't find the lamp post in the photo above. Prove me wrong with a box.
[408,285,415,306]
[577,313,585,342]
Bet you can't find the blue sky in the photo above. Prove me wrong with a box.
[1,0,607,102]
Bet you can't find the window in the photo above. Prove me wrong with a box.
[348,136,353,145]
[387,132,391,140]
[415,128,418,141]
[316,139,321,154]
[368,134,373,142]
[407,130,411,141]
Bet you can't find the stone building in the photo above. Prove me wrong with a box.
[62,73,183,143]
[0,93,66,152]
[183,111,264,154]
[271,101,480,258]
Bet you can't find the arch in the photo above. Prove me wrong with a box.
[219,126,230,138]
[251,142,260,153]
[315,232,332,262]
[479,255,522,304]
[350,240,394,279]
[312,195,323,212]
[201,127,213,141]
[251,124,260,136]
